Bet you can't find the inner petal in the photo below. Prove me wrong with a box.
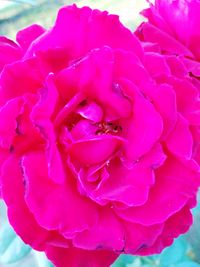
[69,135,125,166]
[76,101,103,123]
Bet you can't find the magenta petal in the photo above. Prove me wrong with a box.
[166,114,193,159]
[31,81,66,184]
[69,135,125,166]
[70,120,98,141]
[155,0,200,60]
[115,157,198,225]
[73,208,124,251]
[0,98,23,148]
[16,24,46,51]
[77,101,103,122]
[0,57,44,102]
[122,82,163,161]
[56,47,132,120]
[0,36,22,71]
[26,5,143,59]
[92,158,155,206]
[144,52,171,77]
[46,246,118,267]
[1,156,50,250]
[137,204,193,255]
[31,74,59,120]
[124,221,163,254]
[152,84,177,138]
[136,22,194,58]
[22,151,98,238]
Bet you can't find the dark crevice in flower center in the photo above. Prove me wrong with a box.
[66,113,82,131]
[95,121,122,135]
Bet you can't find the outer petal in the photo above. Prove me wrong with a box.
[0,155,69,250]
[0,36,22,71]
[115,157,199,225]
[123,220,163,254]
[22,151,98,238]
[0,98,23,148]
[73,208,125,251]
[45,246,118,267]
[137,204,193,255]
[135,22,193,58]
[0,57,45,102]
[16,24,46,51]
[154,0,200,60]
[26,5,143,60]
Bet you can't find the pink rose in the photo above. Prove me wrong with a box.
[135,0,200,166]
[0,4,200,267]
[137,0,200,60]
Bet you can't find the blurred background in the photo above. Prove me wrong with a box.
[0,1,200,267]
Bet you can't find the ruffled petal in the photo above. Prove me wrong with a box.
[137,204,193,255]
[69,135,124,166]
[120,80,163,161]
[0,36,22,71]
[135,22,193,58]
[45,246,118,267]
[26,5,143,60]
[22,151,98,238]
[115,157,199,225]
[1,156,53,250]
[73,208,124,251]
[16,24,46,51]
[166,114,193,159]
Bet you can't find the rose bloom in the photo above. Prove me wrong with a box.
[135,0,200,166]
[0,4,200,267]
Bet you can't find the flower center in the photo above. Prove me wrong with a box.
[95,121,122,135]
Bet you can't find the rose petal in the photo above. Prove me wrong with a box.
[115,157,199,225]
[144,52,171,77]
[45,246,118,267]
[0,57,45,102]
[154,0,200,60]
[26,5,143,59]
[120,80,163,161]
[166,114,193,159]
[73,208,124,251]
[137,204,193,255]
[0,36,22,71]
[56,47,132,120]
[91,157,155,206]
[22,151,98,238]
[16,24,46,51]
[124,220,163,254]
[1,156,52,250]
[77,101,103,123]
[0,98,23,148]
[69,135,125,166]
[135,22,194,58]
